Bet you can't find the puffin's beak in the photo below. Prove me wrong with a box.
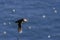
[24,18,28,22]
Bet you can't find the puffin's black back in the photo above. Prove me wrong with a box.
[15,19,24,24]
[15,18,24,32]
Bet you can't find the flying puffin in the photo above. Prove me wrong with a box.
[15,18,28,33]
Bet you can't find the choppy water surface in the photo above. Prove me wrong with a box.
[0,0,60,40]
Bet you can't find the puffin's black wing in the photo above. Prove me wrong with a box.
[18,23,22,32]
[15,19,23,23]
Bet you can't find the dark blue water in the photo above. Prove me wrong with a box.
[0,0,60,40]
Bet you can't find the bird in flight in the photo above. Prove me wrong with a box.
[15,18,28,33]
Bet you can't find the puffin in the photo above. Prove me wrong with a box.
[15,18,28,33]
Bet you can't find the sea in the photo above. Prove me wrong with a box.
[0,0,60,40]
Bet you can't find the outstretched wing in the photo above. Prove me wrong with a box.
[18,23,22,32]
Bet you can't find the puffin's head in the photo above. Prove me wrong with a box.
[21,18,28,23]
[23,18,28,22]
